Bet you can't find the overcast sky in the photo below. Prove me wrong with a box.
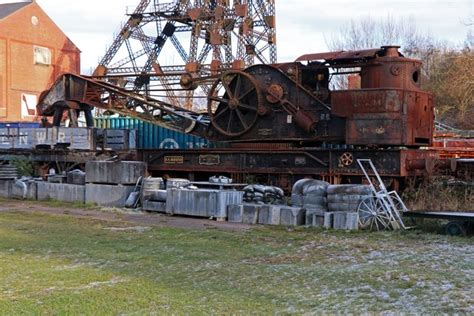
[7,0,472,73]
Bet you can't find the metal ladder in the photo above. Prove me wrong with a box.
[357,159,408,230]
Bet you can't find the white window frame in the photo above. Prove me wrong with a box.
[33,45,52,66]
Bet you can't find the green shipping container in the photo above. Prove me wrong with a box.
[94,117,213,150]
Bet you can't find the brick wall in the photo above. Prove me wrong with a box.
[0,2,80,122]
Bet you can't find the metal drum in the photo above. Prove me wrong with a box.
[141,177,166,201]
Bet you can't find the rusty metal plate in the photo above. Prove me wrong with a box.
[295,49,381,62]
[332,89,404,116]
[164,156,185,164]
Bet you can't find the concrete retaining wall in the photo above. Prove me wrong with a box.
[166,189,243,218]
[85,184,135,207]
[0,180,12,198]
[142,200,166,213]
[85,161,146,185]
[37,182,85,203]
[228,204,305,226]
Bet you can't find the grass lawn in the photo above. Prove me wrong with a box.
[0,206,472,314]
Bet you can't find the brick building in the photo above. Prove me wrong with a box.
[0,0,80,122]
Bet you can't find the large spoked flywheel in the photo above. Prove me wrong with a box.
[207,71,263,137]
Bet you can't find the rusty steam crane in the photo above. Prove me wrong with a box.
[36,0,456,189]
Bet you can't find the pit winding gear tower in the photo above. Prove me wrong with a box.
[92,0,277,110]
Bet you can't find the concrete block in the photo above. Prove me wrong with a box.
[345,212,359,230]
[85,161,146,185]
[165,189,216,217]
[305,209,326,227]
[332,212,359,230]
[280,207,305,226]
[323,212,333,229]
[227,204,244,223]
[37,182,85,203]
[0,180,12,198]
[216,191,243,219]
[165,189,176,214]
[85,184,134,207]
[242,204,261,224]
[165,189,243,218]
[333,212,344,229]
[258,205,281,225]
[142,200,166,213]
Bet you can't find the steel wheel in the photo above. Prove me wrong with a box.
[208,71,262,137]
[358,196,392,231]
[340,152,354,167]
[373,198,393,230]
[388,192,408,213]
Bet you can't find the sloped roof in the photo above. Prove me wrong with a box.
[0,1,31,20]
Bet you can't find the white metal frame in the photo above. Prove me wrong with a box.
[357,159,408,230]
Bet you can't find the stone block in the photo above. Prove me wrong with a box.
[345,212,359,230]
[216,191,243,219]
[227,204,244,223]
[37,182,85,203]
[85,184,134,207]
[332,212,359,230]
[85,161,146,185]
[0,180,12,198]
[280,207,305,226]
[323,212,333,229]
[333,212,346,229]
[258,205,281,225]
[242,204,261,224]
[142,200,166,213]
[305,209,326,227]
[165,189,243,218]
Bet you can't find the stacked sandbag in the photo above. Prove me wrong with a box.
[327,185,372,212]
[243,185,285,205]
[291,179,329,210]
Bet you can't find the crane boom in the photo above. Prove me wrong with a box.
[37,73,210,137]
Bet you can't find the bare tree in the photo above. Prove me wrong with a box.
[327,15,432,52]
[426,49,474,129]
[325,15,474,129]
[326,15,440,76]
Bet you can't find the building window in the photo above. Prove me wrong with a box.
[33,46,51,65]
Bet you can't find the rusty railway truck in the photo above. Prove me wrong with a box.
[2,46,465,190]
